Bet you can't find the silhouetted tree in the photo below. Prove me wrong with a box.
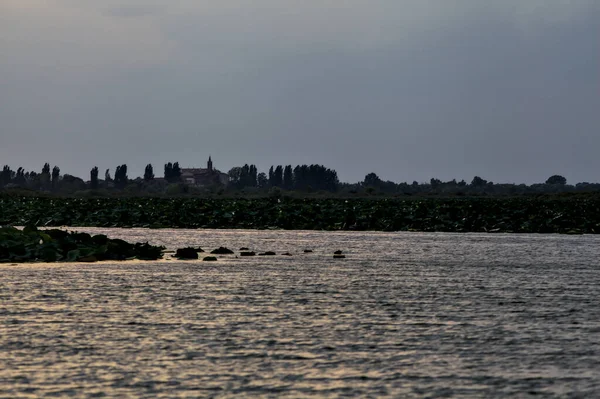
[61,174,86,192]
[0,166,13,187]
[14,167,26,186]
[164,162,173,181]
[268,166,274,187]
[249,164,258,187]
[430,178,442,189]
[273,165,283,187]
[105,169,112,184]
[164,162,181,183]
[257,172,268,188]
[228,164,257,188]
[51,166,60,189]
[364,173,381,188]
[291,164,338,191]
[39,163,51,190]
[90,167,99,189]
[172,162,181,182]
[114,164,128,189]
[144,164,154,181]
[546,175,567,185]
[228,167,243,188]
[283,165,293,190]
[471,176,487,187]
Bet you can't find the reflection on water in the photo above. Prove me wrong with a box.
[1,229,600,397]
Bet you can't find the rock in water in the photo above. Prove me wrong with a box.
[203,256,218,261]
[240,251,256,256]
[334,250,343,255]
[211,247,234,255]
[175,247,199,259]
[333,254,346,259]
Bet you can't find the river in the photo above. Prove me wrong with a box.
[1,228,599,397]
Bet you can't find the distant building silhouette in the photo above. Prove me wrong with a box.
[181,156,228,186]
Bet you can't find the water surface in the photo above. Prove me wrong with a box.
[1,229,599,398]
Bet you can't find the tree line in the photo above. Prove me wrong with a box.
[1,160,598,197]
[0,162,184,193]
[228,164,339,192]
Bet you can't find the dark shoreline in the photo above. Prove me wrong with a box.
[2,196,599,234]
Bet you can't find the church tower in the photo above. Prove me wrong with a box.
[207,156,213,171]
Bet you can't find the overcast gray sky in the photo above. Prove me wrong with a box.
[1,0,598,184]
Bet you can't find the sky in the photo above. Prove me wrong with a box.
[1,0,599,184]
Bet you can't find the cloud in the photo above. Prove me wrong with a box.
[103,5,165,18]
[0,0,598,183]
[0,0,175,79]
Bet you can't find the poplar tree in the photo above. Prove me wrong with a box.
[144,164,154,181]
[90,167,99,189]
[51,166,60,189]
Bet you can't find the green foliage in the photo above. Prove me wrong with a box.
[60,175,86,192]
[166,183,188,196]
[0,225,164,263]
[1,196,599,233]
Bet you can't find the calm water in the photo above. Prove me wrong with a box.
[1,228,600,398]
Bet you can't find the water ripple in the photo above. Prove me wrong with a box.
[1,229,600,397]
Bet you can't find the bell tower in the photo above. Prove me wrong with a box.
[207,156,213,171]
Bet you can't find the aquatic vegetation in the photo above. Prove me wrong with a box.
[0,225,164,263]
[0,196,599,233]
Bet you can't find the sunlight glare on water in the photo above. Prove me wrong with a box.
[1,228,600,398]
